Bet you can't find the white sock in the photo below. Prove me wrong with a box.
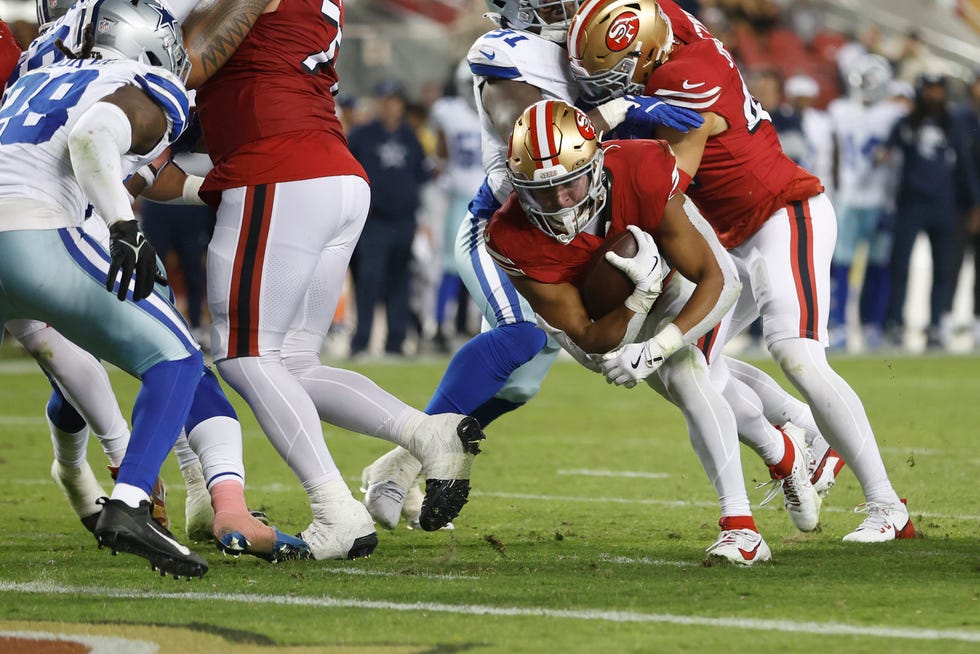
[110,482,150,508]
[48,417,90,469]
[186,416,245,489]
[770,338,901,504]
[218,355,341,492]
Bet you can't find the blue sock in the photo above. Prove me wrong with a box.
[185,366,237,433]
[44,375,87,434]
[471,397,524,427]
[115,352,203,496]
[425,322,546,416]
[829,263,850,328]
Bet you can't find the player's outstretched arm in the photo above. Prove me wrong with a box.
[181,0,273,89]
[654,111,720,186]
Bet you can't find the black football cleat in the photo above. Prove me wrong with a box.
[94,498,208,578]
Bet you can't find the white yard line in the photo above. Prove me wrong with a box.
[556,469,670,479]
[1,581,978,643]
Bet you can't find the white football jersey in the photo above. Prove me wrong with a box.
[467,28,581,184]
[429,95,485,197]
[828,97,906,208]
[10,0,96,87]
[0,58,189,231]
[801,107,835,195]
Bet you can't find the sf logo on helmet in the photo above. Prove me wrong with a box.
[575,109,596,140]
[606,12,639,52]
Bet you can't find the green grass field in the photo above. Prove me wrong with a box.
[0,350,978,653]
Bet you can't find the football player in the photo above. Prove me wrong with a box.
[485,100,784,564]
[360,0,707,530]
[826,54,905,350]
[569,0,914,542]
[5,0,306,564]
[193,0,487,559]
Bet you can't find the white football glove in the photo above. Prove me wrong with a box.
[601,324,684,388]
[604,225,663,314]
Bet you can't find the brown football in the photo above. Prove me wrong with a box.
[579,230,638,320]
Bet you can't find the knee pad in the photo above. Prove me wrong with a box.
[485,322,547,372]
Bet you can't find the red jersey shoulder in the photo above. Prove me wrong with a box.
[647,41,728,111]
[658,0,709,44]
[485,195,537,276]
[603,140,679,232]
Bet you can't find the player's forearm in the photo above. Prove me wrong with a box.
[69,103,136,226]
[182,0,272,89]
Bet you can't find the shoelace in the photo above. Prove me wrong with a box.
[755,479,786,507]
[705,529,756,553]
[850,502,896,529]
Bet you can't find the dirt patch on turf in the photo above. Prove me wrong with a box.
[0,621,428,653]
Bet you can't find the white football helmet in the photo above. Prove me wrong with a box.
[507,100,607,243]
[87,0,191,83]
[37,0,78,24]
[485,0,584,43]
[847,53,893,104]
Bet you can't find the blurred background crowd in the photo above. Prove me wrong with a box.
[1,0,978,358]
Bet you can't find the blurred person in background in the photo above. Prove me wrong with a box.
[348,80,430,358]
[826,54,905,350]
[428,59,484,352]
[884,73,980,349]
[779,74,834,194]
[952,70,980,348]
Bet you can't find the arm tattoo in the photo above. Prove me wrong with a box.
[185,0,269,82]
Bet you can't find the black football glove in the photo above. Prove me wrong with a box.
[106,219,162,302]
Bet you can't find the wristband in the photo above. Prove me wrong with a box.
[182,174,206,205]
[651,323,684,360]
[135,163,157,187]
[596,97,629,130]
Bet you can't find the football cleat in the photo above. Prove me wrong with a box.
[706,517,772,566]
[301,495,378,560]
[758,423,821,532]
[404,479,454,531]
[94,497,208,578]
[51,460,107,533]
[360,446,422,530]
[405,414,485,531]
[109,465,170,529]
[217,528,312,563]
[842,499,915,543]
[181,461,215,541]
[808,447,845,498]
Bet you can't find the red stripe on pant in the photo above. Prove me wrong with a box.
[227,184,275,358]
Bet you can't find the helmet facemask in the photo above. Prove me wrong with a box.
[568,0,674,102]
[508,101,607,244]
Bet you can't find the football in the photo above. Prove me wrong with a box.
[579,230,638,320]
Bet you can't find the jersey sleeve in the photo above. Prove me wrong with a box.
[485,211,528,277]
[135,68,190,141]
[648,44,725,112]
[467,31,524,81]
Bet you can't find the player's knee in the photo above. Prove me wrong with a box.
[487,322,547,371]
[46,386,86,434]
[769,337,828,387]
[186,367,237,432]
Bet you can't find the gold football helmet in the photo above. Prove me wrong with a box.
[507,100,607,243]
[567,0,674,101]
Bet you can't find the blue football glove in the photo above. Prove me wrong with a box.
[623,94,704,133]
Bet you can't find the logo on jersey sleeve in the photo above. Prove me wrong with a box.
[574,107,597,140]
[606,12,639,52]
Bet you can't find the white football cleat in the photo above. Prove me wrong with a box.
[181,461,214,542]
[759,423,821,532]
[403,414,484,531]
[842,499,916,543]
[303,481,378,560]
[51,460,107,533]
[808,447,844,498]
[706,519,772,566]
[360,446,421,530]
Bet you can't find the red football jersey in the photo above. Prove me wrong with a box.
[196,0,365,193]
[486,140,678,285]
[0,21,20,90]
[647,4,823,248]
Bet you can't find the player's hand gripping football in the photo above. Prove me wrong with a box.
[106,219,161,302]
[604,225,663,315]
[601,324,683,388]
[623,94,704,133]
